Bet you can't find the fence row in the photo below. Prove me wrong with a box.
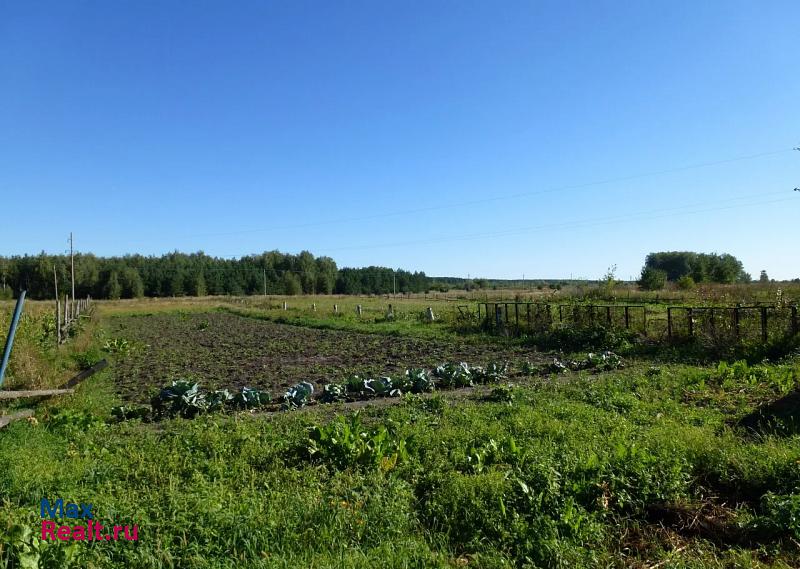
[56,295,92,344]
[663,305,799,343]
[477,301,800,344]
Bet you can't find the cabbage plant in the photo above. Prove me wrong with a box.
[283,382,314,409]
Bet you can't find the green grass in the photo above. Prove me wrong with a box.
[2,355,800,567]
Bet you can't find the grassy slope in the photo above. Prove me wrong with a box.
[1,302,799,568]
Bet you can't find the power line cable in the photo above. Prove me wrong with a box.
[184,147,794,237]
[318,192,798,252]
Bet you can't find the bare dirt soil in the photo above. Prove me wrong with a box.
[108,311,545,402]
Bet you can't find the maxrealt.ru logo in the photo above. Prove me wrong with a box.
[40,499,138,542]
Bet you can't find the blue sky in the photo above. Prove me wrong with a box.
[1,1,798,280]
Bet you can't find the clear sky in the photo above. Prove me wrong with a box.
[1,1,799,280]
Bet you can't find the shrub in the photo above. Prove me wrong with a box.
[639,267,667,291]
[71,346,104,370]
[677,275,696,290]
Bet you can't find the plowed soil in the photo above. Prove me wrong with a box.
[108,311,544,402]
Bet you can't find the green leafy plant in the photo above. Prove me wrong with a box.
[749,493,800,540]
[645,366,662,378]
[405,368,435,393]
[584,351,624,371]
[477,361,509,383]
[345,374,365,393]
[206,389,233,411]
[463,436,523,474]
[110,404,151,422]
[71,347,104,370]
[1,524,79,569]
[232,387,269,409]
[487,384,515,405]
[151,380,208,418]
[363,377,399,397]
[434,362,473,388]
[320,383,347,403]
[283,382,314,409]
[48,409,106,431]
[307,412,409,471]
[102,337,132,355]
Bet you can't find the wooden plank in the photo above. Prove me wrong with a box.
[0,409,34,429]
[0,389,74,400]
[60,358,108,388]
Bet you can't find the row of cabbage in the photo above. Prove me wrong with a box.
[112,361,509,421]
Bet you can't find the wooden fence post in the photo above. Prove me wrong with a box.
[624,306,630,329]
[792,305,798,336]
[667,307,672,339]
[687,308,694,338]
[761,307,768,342]
[495,304,502,329]
[733,307,740,338]
[606,306,612,326]
[642,306,648,337]
[709,308,716,339]
[357,304,362,317]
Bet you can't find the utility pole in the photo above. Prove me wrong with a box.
[263,268,267,297]
[393,271,396,297]
[53,265,60,344]
[69,232,75,302]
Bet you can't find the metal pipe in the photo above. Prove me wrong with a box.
[1,290,26,387]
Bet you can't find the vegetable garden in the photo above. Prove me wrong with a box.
[2,299,800,568]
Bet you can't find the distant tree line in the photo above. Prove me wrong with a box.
[0,251,430,300]
[639,251,751,290]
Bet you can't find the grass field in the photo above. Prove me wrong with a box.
[1,296,800,568]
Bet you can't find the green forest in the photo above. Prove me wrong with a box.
[0,251,430,300]
[638,251,752,290]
